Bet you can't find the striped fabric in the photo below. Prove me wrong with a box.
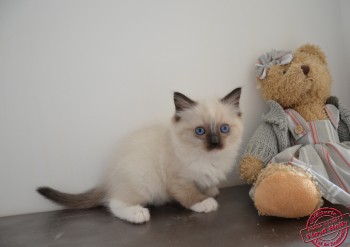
[268,105,350,208]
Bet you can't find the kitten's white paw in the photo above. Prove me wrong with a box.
[190,197,218,213]
[127,206,150,224]
[109,200,150,224]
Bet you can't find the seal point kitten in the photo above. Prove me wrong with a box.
[37,87,243,224]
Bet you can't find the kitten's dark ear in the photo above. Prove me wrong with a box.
[221,87,242,109]
[174,92,197,112]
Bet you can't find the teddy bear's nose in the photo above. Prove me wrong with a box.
[301,65,310,75]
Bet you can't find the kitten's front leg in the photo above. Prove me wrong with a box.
[204,186,220,198]
[168,177,218,213]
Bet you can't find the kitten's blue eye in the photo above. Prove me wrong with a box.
[195,127,206,135]
[220,124,230,133]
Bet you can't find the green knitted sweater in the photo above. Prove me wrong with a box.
[243,97,350,166]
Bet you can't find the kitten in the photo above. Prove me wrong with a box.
[37,88,243,224]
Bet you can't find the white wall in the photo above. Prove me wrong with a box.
[1,0,349,217]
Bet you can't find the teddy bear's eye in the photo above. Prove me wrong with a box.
[282,70,287,75]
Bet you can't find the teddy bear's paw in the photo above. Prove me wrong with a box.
[253,164,322,218]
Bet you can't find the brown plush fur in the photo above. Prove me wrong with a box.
[240,156,263,184]
[240,44,331,218]
[258,44,331,122]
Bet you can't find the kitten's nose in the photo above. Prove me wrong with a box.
[207,134,222,150]
[301,65,310,75]
[210,135,220,144]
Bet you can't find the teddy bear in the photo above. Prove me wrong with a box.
[239,44,350,218]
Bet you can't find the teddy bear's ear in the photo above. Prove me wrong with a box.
[296,44,327,64]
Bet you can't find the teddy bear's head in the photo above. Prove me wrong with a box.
[256,44,332,109]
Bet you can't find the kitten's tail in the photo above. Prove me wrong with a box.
[37,186,105,209]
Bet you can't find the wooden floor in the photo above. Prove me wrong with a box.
[1,185,349,247]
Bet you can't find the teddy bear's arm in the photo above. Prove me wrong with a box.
[338,104,350,142]
[240,122,279,184]
[339,119,350,142]
[327,96,350,142]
